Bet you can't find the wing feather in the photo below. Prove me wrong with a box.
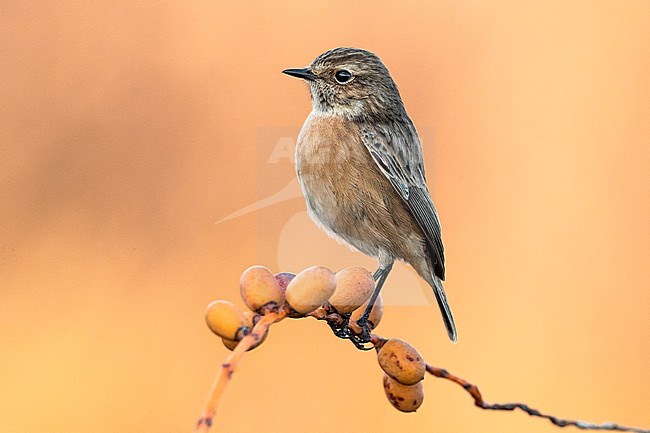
[360,121,446,280]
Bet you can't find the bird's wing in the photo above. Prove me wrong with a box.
[360,120,446,280]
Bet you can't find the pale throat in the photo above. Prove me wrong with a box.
[309,91,364,119]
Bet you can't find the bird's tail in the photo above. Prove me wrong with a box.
[431,276,458,343]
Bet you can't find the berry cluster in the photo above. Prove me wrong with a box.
[204,264,427,415]
[196,265,650,433]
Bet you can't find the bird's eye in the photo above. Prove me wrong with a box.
[334,70,353,84]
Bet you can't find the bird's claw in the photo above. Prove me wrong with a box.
[348,318,374,350]
[325,313,374,350]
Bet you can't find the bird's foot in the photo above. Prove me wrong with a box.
[322,305,352,339]
[321,306,373,350]
[326,316,351,339]
[348,317,374,351]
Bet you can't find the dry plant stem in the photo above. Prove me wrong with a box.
[194,310,287,433]
[194,304,648,433]
[425,364,650,433]
[313,311,649,433]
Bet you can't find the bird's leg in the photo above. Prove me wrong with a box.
[358,264,392,325]
[353,262,393,345]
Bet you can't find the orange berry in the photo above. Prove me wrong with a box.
[329,267,375,314]
[205,300,248,341]
[240,266,285,313]
[285,266,336,315]
[383,373,424,413]
[377,339,425,386]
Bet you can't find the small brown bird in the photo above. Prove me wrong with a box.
[283,47,457,343]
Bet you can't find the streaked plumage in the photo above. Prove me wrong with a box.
[284,47,457,342]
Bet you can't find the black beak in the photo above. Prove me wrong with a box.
[282,67,317,81]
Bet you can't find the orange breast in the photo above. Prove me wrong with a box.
[295,113,427,266]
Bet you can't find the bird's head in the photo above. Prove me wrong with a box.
[283,47,405,121]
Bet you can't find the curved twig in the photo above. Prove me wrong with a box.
[426,364,649,433]
[194,310,287,432]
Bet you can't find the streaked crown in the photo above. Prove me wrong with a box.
[284,47,407,120]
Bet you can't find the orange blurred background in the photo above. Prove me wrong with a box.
[1,2,649,432]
